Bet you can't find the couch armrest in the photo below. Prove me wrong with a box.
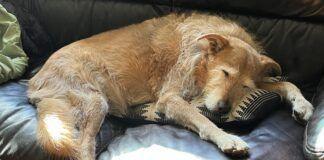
[304,77,324,160]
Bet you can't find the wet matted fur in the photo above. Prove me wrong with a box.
[28,13,313,159]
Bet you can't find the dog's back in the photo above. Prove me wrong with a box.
[29,14,183,111]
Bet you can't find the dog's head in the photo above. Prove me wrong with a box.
[195,33,281,114]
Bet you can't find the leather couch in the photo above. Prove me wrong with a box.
[0,0,323,159]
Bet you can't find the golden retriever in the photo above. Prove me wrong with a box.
[28,13,313,159]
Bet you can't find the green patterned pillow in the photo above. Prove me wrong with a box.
[112,76,286,124]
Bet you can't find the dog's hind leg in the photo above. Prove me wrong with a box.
[258,81,314,124]
[156,93,249,157]
[69,91,109,160]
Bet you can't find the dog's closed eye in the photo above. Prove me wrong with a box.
[222,70,229,77]
[243,85,249,89]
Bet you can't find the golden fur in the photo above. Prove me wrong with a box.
[28,13,313,159]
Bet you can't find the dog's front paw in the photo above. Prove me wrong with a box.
[292,98,314,124]
[215,133,249,157]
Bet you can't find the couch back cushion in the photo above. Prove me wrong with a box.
[8,0,324,97]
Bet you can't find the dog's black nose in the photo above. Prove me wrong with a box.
[216,100,230,114]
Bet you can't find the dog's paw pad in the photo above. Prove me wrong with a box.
[292,99,314,124]
[216,134,249,157]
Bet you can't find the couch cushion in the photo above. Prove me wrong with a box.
[0,81,125,160]
[172,0,324,20]
[304,76,324,160]
[0,80,307,160]
[99,107,306,160]
[0,81,48,160]
[9,0,171,52]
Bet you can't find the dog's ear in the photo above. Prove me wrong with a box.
[197,34,229,55]
[260,55,282,76]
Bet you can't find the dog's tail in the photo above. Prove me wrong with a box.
[36,98,77,157]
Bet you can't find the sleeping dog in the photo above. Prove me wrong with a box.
[28,13,314,159]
